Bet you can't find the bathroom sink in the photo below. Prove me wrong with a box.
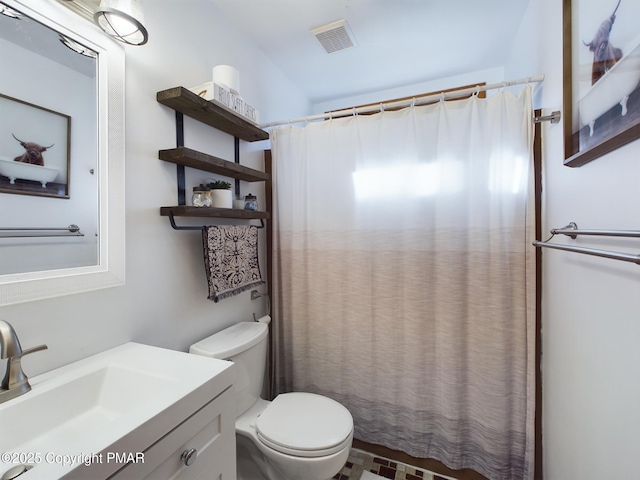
[0,364,177,452]
[0,342,234,479]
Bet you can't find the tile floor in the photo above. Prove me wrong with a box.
[334,449,455,480]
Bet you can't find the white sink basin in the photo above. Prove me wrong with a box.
[0,342,234,480]
[0,365,178,452]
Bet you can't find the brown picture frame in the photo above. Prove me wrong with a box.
[0,93,71,198]
[563,0,640,167]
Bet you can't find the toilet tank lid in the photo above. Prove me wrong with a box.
[189,322,268,359]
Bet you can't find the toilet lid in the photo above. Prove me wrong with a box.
[256,392,353,458]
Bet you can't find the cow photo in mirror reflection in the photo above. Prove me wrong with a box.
[11,133,54,166]
[0,93,70,198]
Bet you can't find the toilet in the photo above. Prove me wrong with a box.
[190,322,354,480]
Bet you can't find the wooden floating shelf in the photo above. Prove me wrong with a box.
[159,147,269,182]
[157,87,269,142]
[160,206,270,220]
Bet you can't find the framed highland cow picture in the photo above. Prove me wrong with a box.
[564,0,640,166]
[0,93,70,198]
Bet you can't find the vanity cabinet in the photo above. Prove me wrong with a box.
[108,387,235,480]
[156,87,270,224]
[10,343,240,480]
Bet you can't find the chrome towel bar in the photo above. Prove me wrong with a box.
[0,225,84,238]
[550,222,640,239]
[532,240,640,265]
[533,222,640,265]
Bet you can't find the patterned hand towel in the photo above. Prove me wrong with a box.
[202,225,264,302]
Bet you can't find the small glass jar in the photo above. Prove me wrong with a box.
[233,197,246,210]
[192,186,210,207]
[244,193,258,210]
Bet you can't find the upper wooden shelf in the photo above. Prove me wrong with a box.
[159,147,269,182]
[157,86,269,142]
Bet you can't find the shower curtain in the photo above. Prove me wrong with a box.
[270,87,536,480]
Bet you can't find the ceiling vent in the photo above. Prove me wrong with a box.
[310,19,357,54]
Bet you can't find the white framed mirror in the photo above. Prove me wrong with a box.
[0,0,125,306]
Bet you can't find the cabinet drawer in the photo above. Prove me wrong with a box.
[110,387,235,480]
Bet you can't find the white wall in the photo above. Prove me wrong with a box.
[507,1,640,478]
[312,67,505,114]
[0,0,310,376]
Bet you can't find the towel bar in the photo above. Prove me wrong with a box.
[550,222,640,239]
[533,222,640,265]
[167,213,264,231]
[532,240,640,265]
[0,225,84,238]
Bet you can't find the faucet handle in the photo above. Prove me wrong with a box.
[16,344,48,358]
[1,344,47,394]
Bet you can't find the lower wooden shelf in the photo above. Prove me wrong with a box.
[160,206,270,219]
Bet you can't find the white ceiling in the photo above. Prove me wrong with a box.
[210,0,531,104]
[7,0,531,103]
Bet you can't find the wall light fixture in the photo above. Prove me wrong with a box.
[94,0,148,46]
[0,4,22,18]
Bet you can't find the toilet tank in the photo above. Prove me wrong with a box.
[190,322,268,417]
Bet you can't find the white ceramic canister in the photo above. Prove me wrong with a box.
[210,189,232,208]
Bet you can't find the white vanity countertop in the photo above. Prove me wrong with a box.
[0,342,235,480]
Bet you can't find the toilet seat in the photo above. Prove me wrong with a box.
[255,392,353,458]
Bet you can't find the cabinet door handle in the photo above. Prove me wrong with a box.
[181,448,197,466]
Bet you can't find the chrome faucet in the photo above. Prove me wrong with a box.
[0,320,47,404]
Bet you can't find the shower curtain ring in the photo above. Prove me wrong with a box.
[353,107,357,116]
[410,98,416,108]
[439,92,445,103]
[379,103,384,113]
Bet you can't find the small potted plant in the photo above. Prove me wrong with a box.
[207,180,232,208]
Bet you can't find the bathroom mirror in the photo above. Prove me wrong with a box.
[0,0,125,306]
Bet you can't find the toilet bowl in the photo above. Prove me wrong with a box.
[190,322,353,480]
[237,396,353,479]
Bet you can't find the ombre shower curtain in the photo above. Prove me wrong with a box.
[270,87,536,480]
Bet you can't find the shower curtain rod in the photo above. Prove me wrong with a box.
[532,222,640,266]
[260,74,549,129]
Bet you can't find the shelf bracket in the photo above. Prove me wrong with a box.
[176,111,186,205]
[234,136,241,198]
